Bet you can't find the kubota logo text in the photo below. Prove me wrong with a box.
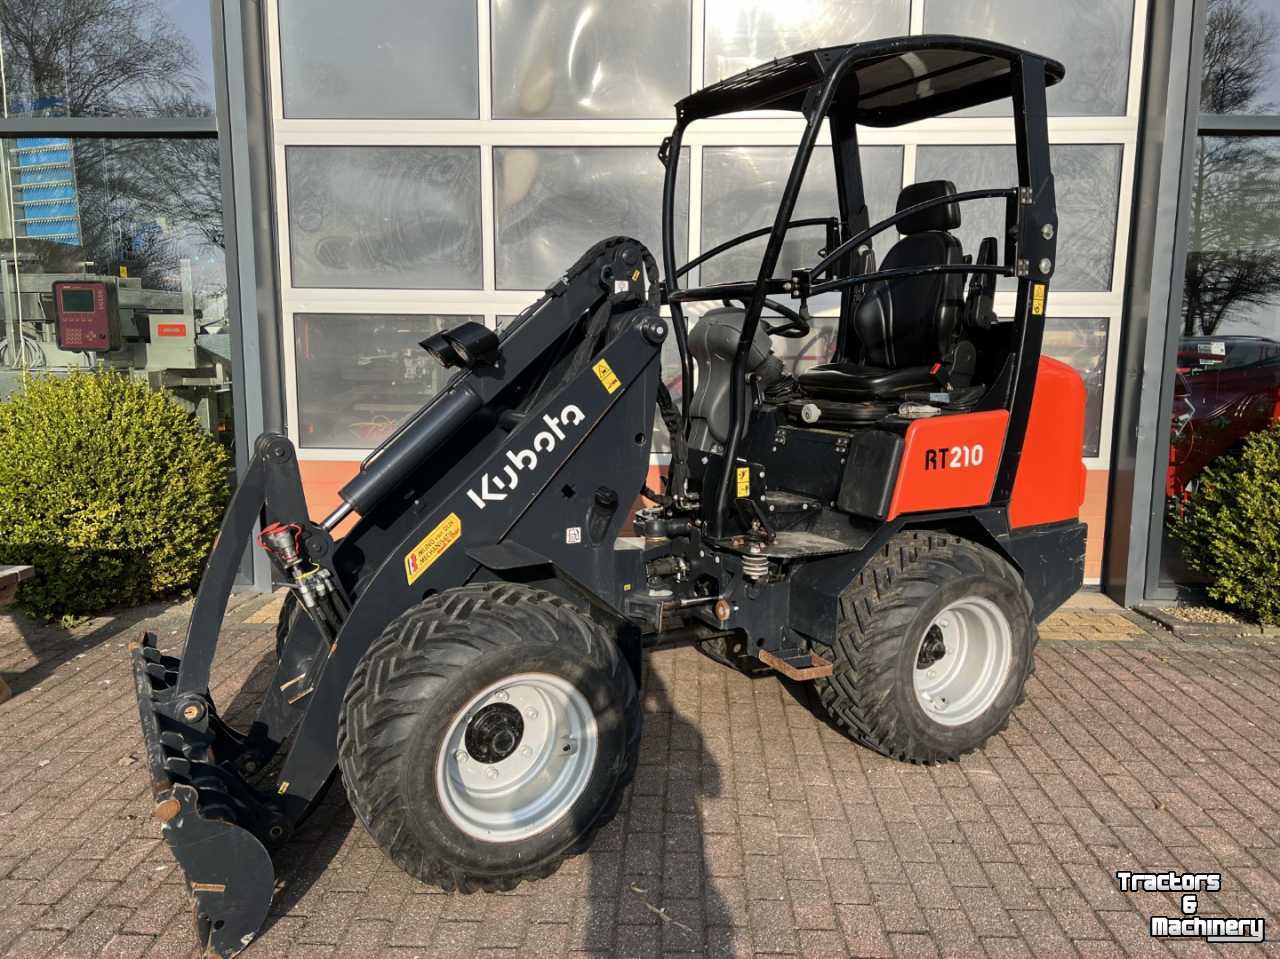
[467,404,586,509]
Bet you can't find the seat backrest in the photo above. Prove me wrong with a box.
[964,235,999,329]
[852,180,966,369]
[687,307,783,453]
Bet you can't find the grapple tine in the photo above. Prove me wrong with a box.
[130,633,278,958]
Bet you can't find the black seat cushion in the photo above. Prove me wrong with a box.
[798,179,965,402]
[798,362,937,400]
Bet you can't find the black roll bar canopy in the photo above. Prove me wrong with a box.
[674,36,1064,126]
[658,35,1064,539]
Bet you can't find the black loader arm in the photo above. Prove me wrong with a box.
[128,236,667,957]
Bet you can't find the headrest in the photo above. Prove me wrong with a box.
[896,179,960,234]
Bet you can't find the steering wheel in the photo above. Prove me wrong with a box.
[723,297,812,339]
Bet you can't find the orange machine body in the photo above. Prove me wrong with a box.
[886,410,1009,520]
[885,356,1086,525]
[1008,356,1087,527]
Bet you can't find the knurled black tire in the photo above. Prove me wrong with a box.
[813,530,1036,764]
[336,582,641,892]
[274,591,298,660]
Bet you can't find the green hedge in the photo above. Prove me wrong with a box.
[0,372,230,619]
[1169,423,1280,624]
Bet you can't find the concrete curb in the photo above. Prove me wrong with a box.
[1133,604,1280,641]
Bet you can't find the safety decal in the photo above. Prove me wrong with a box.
[404,512,462,585]
[736,466,751,498]
[593,358,621,394]
[1031,282,1046,316]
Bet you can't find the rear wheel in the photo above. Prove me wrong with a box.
[815,531,1035,763]
[337,583,640,891]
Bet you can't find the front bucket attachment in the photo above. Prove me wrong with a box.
[131,633,277,958]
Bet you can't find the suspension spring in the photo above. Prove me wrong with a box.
[741,552,770,580]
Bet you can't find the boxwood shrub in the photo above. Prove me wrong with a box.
[1170,422,1280,624]
[0,372,230,619]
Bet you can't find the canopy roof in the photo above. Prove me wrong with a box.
[676,35,1065,127]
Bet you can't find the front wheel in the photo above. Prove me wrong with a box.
[815,531,1036,764]
[337,583,640,891]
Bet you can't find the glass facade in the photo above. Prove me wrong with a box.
[285,146,483,290]
[266,0,1144,586]
[294,313,476,447]
[494,147,689,291]
[0,0,215,118]
[699,145,903,303]
[491,0,691,119]
[0,6,231,447]
[278,0,478,119]
[914,145,1123,293]
[703,0,909,84]
[922,0,1134,116]
[1153,0,1280,591]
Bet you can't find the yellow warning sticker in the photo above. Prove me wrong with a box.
[631,268,641,282]
[593,358,621,394]
[1031,282,1047,316]
[404,512,462,585]
[736,466,751,498]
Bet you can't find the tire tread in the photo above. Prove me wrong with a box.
[814,531,1036,764]
[336,582,640,893]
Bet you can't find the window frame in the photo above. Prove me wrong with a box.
[1141,0,1280,599]
[0,1,266,584]
[264,0,1147,500]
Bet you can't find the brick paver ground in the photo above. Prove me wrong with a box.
[1,592,1277,958]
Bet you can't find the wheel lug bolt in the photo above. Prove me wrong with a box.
[520,745,533,757]
[927,670,936,679]
[494,691,509,702]
[455,750,468,763]
[486,767,499,779]
[526,707,538,719]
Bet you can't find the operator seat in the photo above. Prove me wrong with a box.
[798,180,968,401]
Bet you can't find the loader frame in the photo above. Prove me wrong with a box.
[130,34,1086,959]
[132,237,667,955]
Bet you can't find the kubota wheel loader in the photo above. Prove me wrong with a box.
[130,35,1086,956]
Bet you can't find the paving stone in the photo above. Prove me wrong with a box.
[747,897,796,954]
[835,903,894,958]
[2,600,1278,957]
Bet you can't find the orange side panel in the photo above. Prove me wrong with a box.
[886,410,1009,520]
[1009,356,1087,528]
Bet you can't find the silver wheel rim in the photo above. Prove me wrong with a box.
[913,597,1013,727]
[436,673,597,843]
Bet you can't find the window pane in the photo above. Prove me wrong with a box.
[492,0,689,118]
[1200,0,1280,115]
[0,137,231,442]
[703,0,908,85]
[494,147,688,291]
[279,0,478,119]
[914,144,1122,293]
[294,313,476,448]
[922,0,1133,116]
[699,145,902,311]
[1158,134,1280,585]
[1,0,214,118]
[286,147,482,290]
[1042,317,1108,457]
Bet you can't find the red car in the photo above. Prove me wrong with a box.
[1168,335,1280,499]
